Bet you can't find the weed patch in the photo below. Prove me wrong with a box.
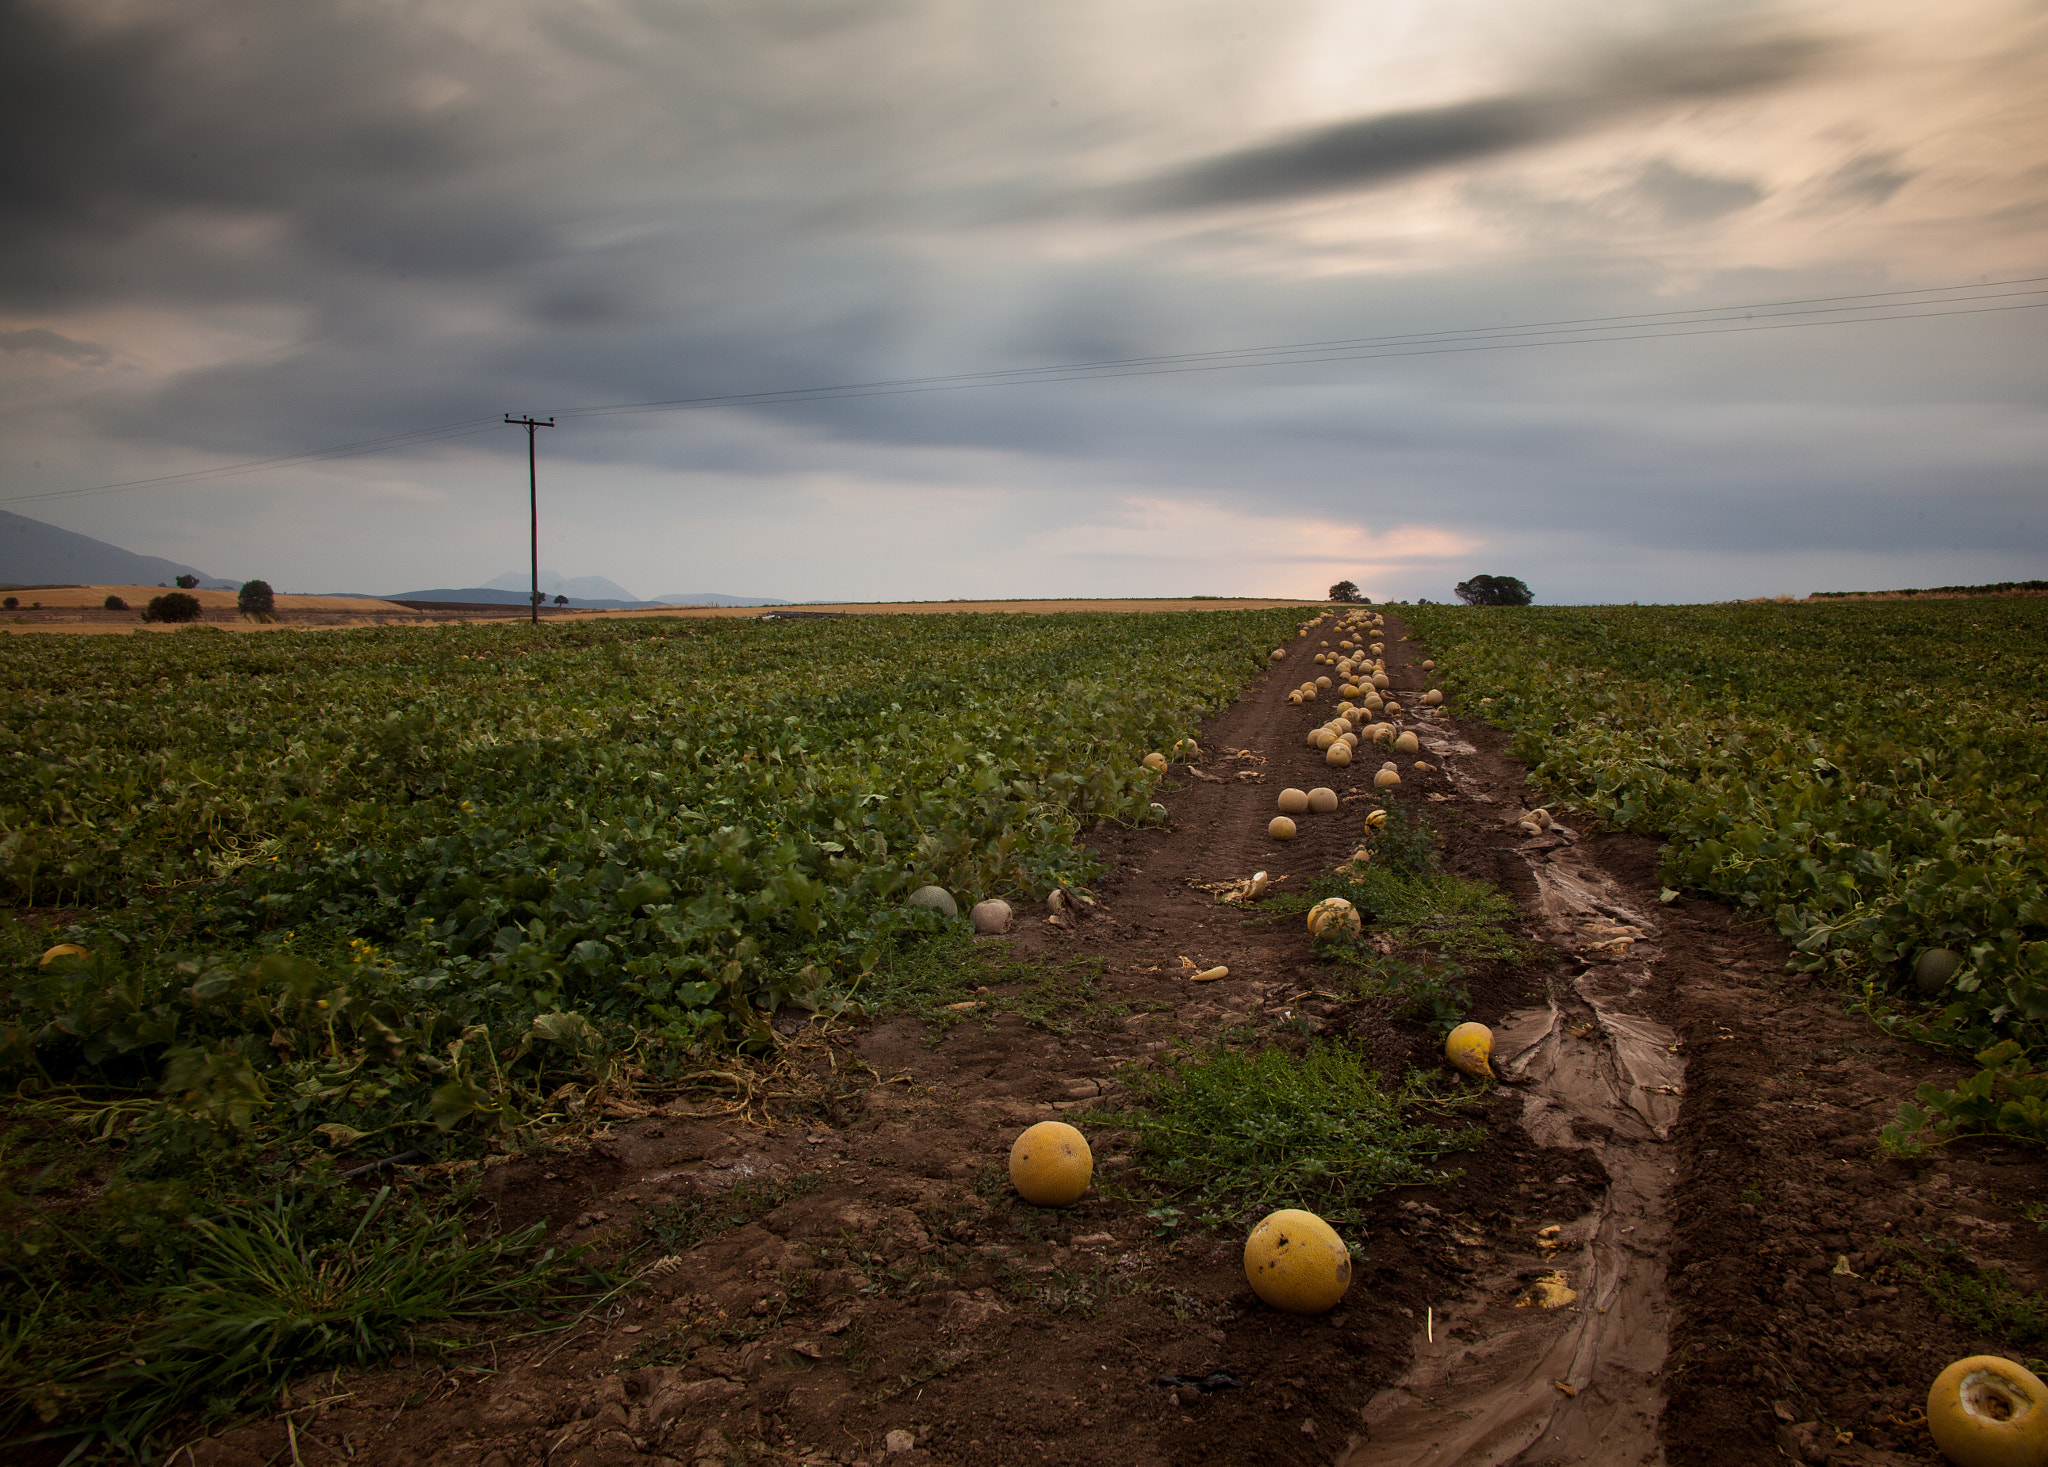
[2,1184,594,1457]
[1886,1235,2048,1343]
[1109,1041,1478,1235]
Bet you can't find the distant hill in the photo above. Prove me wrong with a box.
[483,569,641,602]
[0,509,235,589]
[387,587,654,610]
[653,592,791,607]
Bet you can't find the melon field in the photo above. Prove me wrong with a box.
[1,600,2045,1465]
[1402,597,2048,1145]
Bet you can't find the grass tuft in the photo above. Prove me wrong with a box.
[1110,1041,1479,1235]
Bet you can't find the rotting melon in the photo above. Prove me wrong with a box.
[1926,1355,2048,1467]
[39,943,89,967]
[1243,1209,1352,1315]
[1010,1121,1093,1207]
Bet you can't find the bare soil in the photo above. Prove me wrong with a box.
[170,614,2048,1467]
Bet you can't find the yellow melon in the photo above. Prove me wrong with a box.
[1243,1209,1352,1315]
[1326,742,1352,768]
[1009,1121,1093,1206]
[1394,731,1419,754]
[1927,1356,2048,1467]
[1142,751,1168,772]
[1277,787,1311,815]
[1306,787,1339,814]
[1374,768,1401,788]
[1445,1022,1495,1080]
[1269,816,1297,841]
[1307,897,1361,938]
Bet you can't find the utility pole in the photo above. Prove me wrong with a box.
[504,415,555,625]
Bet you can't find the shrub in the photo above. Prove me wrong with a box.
[1453,575,1533,607]
[175,574,199,589]
[2,597,15,610]
[237,579,275,616]
[143,592,203,624]
[103,594,128,611]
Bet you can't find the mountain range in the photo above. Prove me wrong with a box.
[0,509,235,589]
[0,509,786,606]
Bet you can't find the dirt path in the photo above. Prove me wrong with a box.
[182,613,2048,1467]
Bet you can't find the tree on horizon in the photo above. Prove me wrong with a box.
[1453,574,1533,607]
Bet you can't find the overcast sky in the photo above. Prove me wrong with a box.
[3,0,2044,604]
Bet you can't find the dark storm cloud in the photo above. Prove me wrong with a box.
[0,0,523,309]
[0,327,109,364]
[1129,31,1833,210]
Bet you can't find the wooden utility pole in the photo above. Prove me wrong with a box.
[504,415,555,624]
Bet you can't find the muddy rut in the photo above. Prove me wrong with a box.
[184,613,2048,1467]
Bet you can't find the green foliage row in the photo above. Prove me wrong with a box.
[2,609,1306,1144]
[0,607,1305,1450]
[1402,599,2048,1149]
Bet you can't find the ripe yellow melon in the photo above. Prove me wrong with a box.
[1394,731,1420,754]
[1010,1121,1093,1206]
[1371,672,1390,689]
[1374,768,1401,788]
[1271,648,1287,661]
[1310,728,1336,751]
[1445,1022,1495,1080]
[1325,742,1352,768]
[1927,1356,2048,1467]
[1315,676,1332,691]
[1269,815,1298,840]
[1142,751,1168,772]
[1243,1209,1352,1315]
[1277,787,1311,815]
[1307,787,1339,814]
[39,943,89,967]
[1423,690,1443,706]
[1422,660,1436,670]
[1307,896,1360,938]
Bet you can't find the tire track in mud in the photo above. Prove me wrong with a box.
[1337,621,1683,1467]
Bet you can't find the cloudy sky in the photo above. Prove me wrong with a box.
[2,0,2044,604]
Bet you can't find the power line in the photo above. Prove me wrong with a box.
[7,274,2045,507]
